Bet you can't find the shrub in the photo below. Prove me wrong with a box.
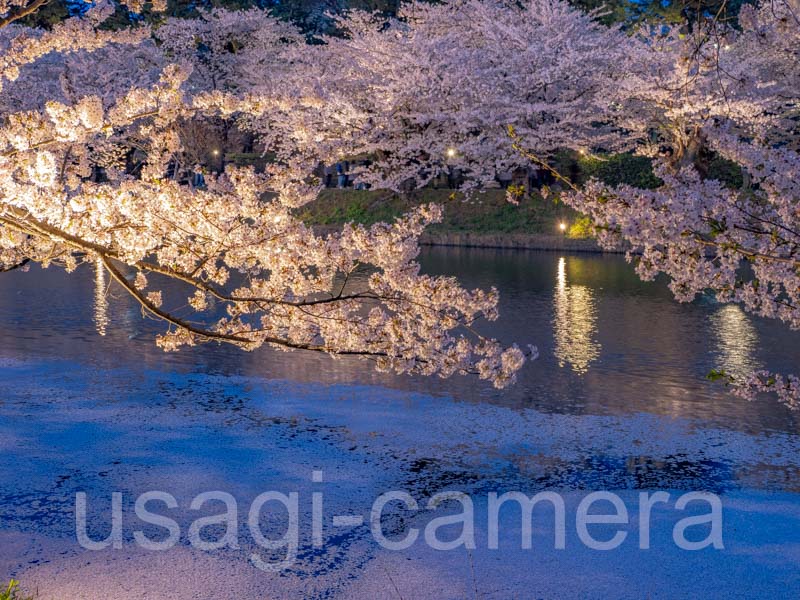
[1,581,34,600]
[568,215,595,239]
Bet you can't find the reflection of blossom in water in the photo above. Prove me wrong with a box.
[711,304,761,377]
[553,257,601,374]
[94,260,109,336]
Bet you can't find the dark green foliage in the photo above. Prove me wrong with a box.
[566,0,629,25]
[569,0,759,27]
[707,155,745,189]
[90,0,401,34]
[551,150,662,190]
[15,0,762,33]
[577,153,663,189]
[16,0,69,28]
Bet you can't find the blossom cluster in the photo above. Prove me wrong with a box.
[0,0,537,388]
[560,1,800,405]
[1,0,798,399]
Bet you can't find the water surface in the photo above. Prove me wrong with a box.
[0,248,798,598]
[2,248,798,431]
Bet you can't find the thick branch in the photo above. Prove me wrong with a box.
[99,254,253,346]
[99,254,392,359]
[0,0,48,29]
[0,257,29,272]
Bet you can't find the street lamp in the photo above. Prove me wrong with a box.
[559,222,567,234]
[446,147,456,158]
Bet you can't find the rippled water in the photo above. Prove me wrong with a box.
[0,248,799,598]
[2,248,798,432]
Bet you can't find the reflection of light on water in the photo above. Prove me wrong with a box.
[711,304,760,376]
[94,259,109,336]
[553,257,601,374]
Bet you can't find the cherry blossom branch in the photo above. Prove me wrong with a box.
[0,0,48,29]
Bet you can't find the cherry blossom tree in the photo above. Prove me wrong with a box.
[298,0,799,405]
[224,0,800,405]
[156,7,304,94]
[1,0,797,401]
[259,0,632,190]
[0,0,529,388]
[557,0,800,406]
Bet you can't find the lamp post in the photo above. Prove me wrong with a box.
[445,148,457,188]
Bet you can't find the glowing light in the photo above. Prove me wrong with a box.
[559,222,567,232]
[446,148,457,158]
[212,149,220,156]
[553,257,601,374]
[94,259,109,336]
[711,304,761,377]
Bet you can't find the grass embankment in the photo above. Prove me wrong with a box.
[299,152,666,235]
[299,150,743,251]
[300,188,601,251]
[301,188,577,233]
[299,153,649,251]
